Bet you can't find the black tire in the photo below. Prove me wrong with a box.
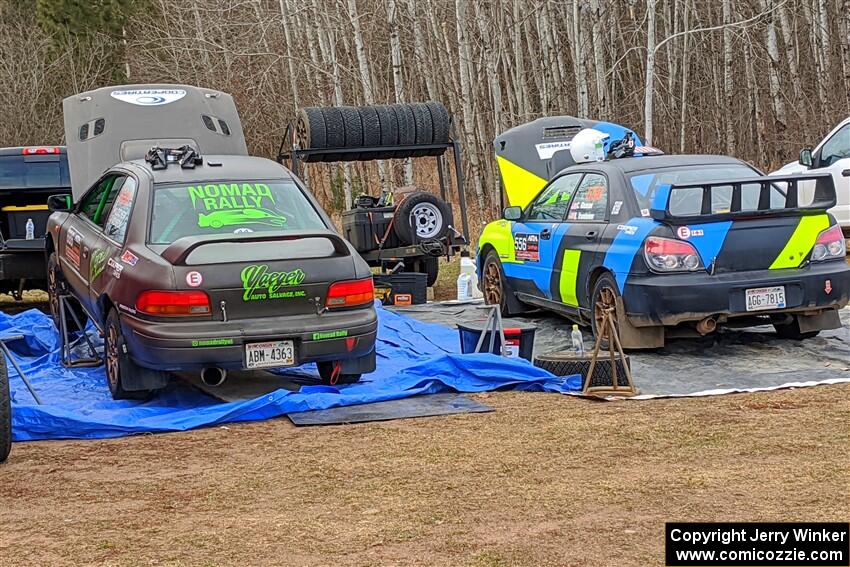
[359,106,381,147]
[0,354,10,464]
[590,273,622,350]
[393,192,451,244]
[320,107,346,151]
[317,361,361,385]
[392,103,416,150]
[481,250,525,317]
[533,351,632,389]
[425,101,451,149]
[105,309,153,400]
[410,103,433,157]
[374,105,399,159]
[404,256,440,287]
[47,252,87,333]
[773,316,820,340]
[340,106,363,160]
[295,107,327,152]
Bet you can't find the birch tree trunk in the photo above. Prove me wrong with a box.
[572,1,589,117]
[678,0,691,152]
[760,0,787,131]
[722,0,735,155]
[387,0,414,185]
[643,0,657,145]
[455,0,485,220]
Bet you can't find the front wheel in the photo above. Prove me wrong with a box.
[105,309,153,400]
[317,361,361,385]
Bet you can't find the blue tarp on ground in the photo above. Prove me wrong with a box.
[7,304,580,441]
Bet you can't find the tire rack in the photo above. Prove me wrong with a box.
[277,124,470,267]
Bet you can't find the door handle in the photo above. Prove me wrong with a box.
[540,228,552,240]
[585,230,598,240]
[82,246,90,259]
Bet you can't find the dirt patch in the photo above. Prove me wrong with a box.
[1,385,848,566]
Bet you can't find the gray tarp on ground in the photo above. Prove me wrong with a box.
[392,301,850,396]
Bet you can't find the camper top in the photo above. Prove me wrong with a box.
[63,84,249,199]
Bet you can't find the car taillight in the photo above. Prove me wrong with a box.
[136,290,211,316]
[22,146,59,155]
[811,225,846,262]
[644,236,703,272]
[327,278,374,308]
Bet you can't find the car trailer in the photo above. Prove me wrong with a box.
[277,102,470,287]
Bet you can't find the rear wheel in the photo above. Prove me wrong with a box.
[773,316,820,340]
[105,309,153,400]
[317,361,361,385]
[591,273,621,349]
[0,354,10,463]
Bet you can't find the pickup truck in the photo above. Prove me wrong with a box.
[772,118,850,238]
[0,146,71,297]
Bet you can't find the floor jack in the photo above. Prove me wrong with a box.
[57,290,102,368]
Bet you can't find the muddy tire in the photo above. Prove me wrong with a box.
[393,192,451,244]
[590,273,622,350]
[317,361,361,385]
[773,316,820,340]
[47,252,87,333]
[0,354,10,463]
[481,250,525,317]
[105,309,153,400]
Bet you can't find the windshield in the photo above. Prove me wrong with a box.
[0,155,70,189]
[628,163,785,215]
[149,179,326,244]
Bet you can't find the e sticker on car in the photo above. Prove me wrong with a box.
[514,233,540,261]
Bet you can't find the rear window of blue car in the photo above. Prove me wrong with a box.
[629,164,786,215]
[149,179,326,244]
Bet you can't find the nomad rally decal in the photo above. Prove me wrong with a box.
[241,264,306,301]
[187,183,287,229]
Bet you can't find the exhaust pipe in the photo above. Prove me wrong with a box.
[200,367,227,387]
[696,316,717,335]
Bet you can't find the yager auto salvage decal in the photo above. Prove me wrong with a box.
[241,264,306,301]
[110,88,186,106]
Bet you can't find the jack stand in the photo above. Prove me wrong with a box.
[473,304,509,356]
[58,293,101,368]
[0,335,42,405]
[583,305,636,397]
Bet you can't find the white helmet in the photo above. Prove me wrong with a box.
[569,128,609,163]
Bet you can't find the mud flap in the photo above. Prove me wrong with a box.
[616,297,665,349]
[340,348,376,375]
[122,355,170,391]
[797,309,842,333]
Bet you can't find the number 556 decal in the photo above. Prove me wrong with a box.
[514,233,540,261]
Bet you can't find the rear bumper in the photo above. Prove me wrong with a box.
[623,261,850,327]
[119,306,378,372]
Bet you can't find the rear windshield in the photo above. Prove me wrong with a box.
[629,163,785,215]
[0,154,70,189]
[149,179,326,244]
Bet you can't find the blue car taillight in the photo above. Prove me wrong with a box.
[811,225,846,262]
[644,236,704,273]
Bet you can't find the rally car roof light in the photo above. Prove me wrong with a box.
[144,145,203,171]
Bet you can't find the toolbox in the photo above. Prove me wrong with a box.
[373,272,427,305]
[342,206,401,253]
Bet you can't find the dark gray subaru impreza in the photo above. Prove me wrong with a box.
[46,84,376,399]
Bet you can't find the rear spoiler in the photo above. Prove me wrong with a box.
[649,173,836,224]
[161,230,351,265]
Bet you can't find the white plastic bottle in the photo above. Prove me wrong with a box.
[456,272,472,301]
[25,218,34,240]
[571,324,585,356]
[459,252,483,299]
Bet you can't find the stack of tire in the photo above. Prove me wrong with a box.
[295,102,451,162]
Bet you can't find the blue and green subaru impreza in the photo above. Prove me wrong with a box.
[479,118,850,348]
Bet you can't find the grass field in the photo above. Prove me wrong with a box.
[1,384,848,566]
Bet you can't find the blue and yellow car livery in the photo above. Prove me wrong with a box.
[478,153,850,348]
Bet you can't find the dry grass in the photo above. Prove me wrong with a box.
[1,384,848,566]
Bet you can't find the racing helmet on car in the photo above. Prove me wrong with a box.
[569,128,609,163]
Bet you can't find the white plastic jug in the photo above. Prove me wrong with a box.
[456,272,472,301]
[460,254,484,299]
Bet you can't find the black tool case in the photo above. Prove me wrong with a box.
[341,206,401,253]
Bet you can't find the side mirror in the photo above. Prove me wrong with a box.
[503,206,522,221]
[47,194,72,212]
[799,148,813,168]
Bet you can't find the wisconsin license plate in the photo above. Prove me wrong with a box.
[245,340,295,369]
[745,286,786,311]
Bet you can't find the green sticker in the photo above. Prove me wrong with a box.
[188,183,285,229]
[192,338,234,347]
[241,264,306,301]
[198,208,286,229]
[90,249,108,281]
[312,330,349,341]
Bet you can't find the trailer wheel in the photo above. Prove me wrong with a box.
[405,256,440,287]
[0,353,10,463]
[394,192,451,243]
[295,107,327,153]
[359,106,381,147]
[340,106,364,160]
